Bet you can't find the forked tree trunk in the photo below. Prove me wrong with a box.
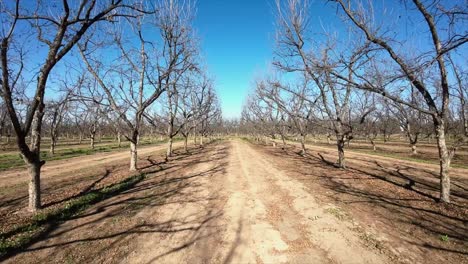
[130,141,137,171]
[435,121,451,203]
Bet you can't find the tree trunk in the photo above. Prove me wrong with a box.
[411,143,417,155]
[370,138,376,151]
[27,160,42,212]
[167,136,174,158]
[184,135,188,153]
[337,136,346,169]
[435,122,451,203]
[327,134,331,145]
[200,135,204,146]
[117,131,122,147]
[300,134,307,155]
[90,134,95,150]
[50,136,56,155]
[28,108,45,212]
[78,133,83,145]
[130,141,137,171]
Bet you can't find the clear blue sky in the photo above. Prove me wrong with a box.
[191,0,466,119]
[193,0,342,119]
[194,0,276,119]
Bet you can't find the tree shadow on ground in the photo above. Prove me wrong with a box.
[2,142,231,263]
[259,142,468,258]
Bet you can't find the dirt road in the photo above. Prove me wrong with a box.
[213,140,388,263]
[6,140,395,264]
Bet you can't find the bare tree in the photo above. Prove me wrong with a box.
[377,99,400,143]
[80,0,196,170]
[386,98,430,155]
[46,92,71,155]
[449,56,468,138]
[0,0,145,211]
[195,83,222,146]
[242,85,289,148]
[330,0,467,202]
[274,0,376,168]
[257,76,317,154]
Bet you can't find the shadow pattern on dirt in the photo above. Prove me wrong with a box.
[3,142,232,263]
[255,141,468,261]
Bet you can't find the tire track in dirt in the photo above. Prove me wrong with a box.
[218,140,389,263]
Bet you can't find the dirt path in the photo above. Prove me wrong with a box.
[6,140,393,264]
[0,142,180,188]
[215,140,389,263]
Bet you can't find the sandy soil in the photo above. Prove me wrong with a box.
[2,139,466,263]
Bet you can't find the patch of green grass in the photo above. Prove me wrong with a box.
[440,234,449,242]
[0,173,145,259]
